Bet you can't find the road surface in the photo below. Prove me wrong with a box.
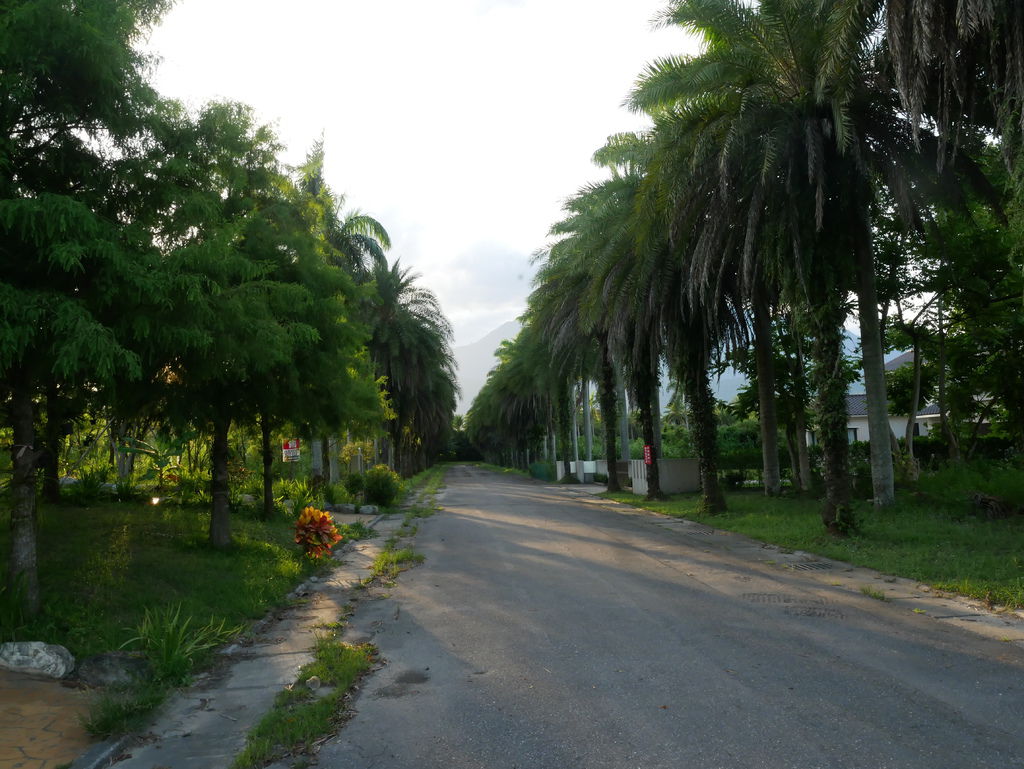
[320,465,1024,769]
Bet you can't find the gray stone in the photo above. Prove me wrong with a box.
[338,503,357,514]
[240,493,257,504]
[359,504,378,515]
[76,652,150,687]
[0,641,75,678]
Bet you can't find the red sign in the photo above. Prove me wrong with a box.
[643,445,653,466]
[282,438,301,462]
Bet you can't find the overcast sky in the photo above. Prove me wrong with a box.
[144,0,696,346]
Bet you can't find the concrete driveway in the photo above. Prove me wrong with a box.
[321,465,1024,769]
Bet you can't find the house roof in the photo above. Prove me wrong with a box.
[846,394,868,416]
[845,393,939,418]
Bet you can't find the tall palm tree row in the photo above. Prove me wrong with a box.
[466,0,1015,535]
[367,257,458,477]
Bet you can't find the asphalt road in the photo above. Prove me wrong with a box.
[320,465,1024,769]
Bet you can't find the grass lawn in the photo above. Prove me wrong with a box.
[603,481,1024,610]
[0,500,334,657]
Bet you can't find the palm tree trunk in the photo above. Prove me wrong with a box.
[753,297,782,496]
[616,368,630,462]
[855,224,896,507]
[635,363,663,500]
[793,339,814,491]
[571,384,581,480]
[651,379,663,459]
[598,334,621,491]
[209,416,232,548]
[582,380,594,461]
[8,376,42,615]
[809,307,853,535]
[686,365,726,514]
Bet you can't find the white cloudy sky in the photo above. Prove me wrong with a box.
[144,0,696,346]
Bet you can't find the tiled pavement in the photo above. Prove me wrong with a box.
[0,668,93,769]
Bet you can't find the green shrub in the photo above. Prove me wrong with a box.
[343,473,364,497]
[528,462,555,482]
[362,465,401,508]
[322,482,351,506]
[114,477,139,502]
[64,467,111,506]
[276,478,321,512]
[175,471,211,505]
[123,604,239,685]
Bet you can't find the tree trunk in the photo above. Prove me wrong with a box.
[311,437,324,482]
[328,435,340,483]
[686,365,726,514]
[616,367,631,462]
[598,334,621,492]
[810,308,853,535]
[571,383,581,481]
[785,424,802,491]
[936,295,961,460]
[854,226,895,507]
[8,379,42,615]
[261,414,274,520]
[582,379,594,461]
[792,339,814,492]
[635,363,663,500]
[41,385,62,504]
[558,384,572,481]
[753,297,782,496]
[209,416,232,548]
[903,336,923,479]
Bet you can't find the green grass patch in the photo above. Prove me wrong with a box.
[0,500,325,657]
[231,634,376,769]
[371,548,425,581]
[602,487,1024,609]
[860,585,890,601]
[82,680,168,737]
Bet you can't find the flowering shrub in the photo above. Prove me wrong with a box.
[294,506,343,559]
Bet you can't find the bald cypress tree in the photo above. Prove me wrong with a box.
[1,0,172,614]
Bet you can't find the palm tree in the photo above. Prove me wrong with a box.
[627,0,948,529]
[367,257,458,476]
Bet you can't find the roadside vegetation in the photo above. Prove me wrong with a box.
[464,0,1024,546]
[367,464,447,584]
[604,461,1024,609]
[231,633,377,769]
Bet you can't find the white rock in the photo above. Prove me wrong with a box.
[359,505,378,515]
[0,641,75,678]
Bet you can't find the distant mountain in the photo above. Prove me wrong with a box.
[454,320,521,415]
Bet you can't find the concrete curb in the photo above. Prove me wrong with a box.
[69,734,132,769]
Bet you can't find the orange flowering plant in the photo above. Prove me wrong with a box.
[294,506,343,559]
